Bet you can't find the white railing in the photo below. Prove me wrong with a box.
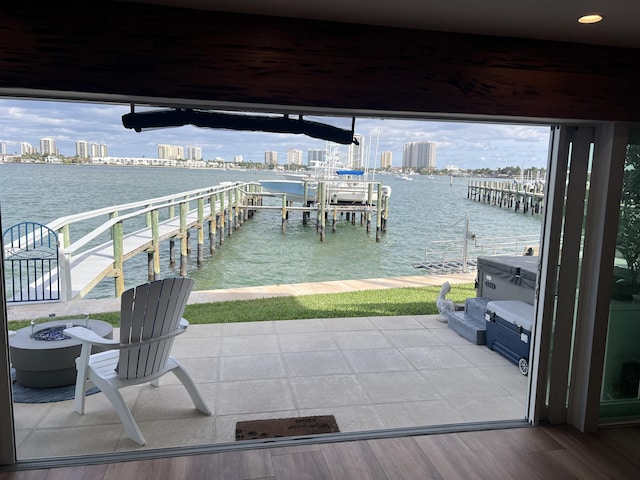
[415,234,540,274]
[5,181,259,301]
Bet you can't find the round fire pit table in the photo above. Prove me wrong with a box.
[9,318,113,388]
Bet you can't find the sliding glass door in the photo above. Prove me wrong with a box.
[599,128,640,421]
[529,124,633,432]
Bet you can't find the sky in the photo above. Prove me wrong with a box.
[0,98,552,170]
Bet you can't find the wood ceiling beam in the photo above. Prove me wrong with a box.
[0,3,639,122]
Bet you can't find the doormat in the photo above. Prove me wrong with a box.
[235,415,339,441]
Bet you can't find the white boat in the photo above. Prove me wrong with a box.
[259,152,391,205]
[259,178,317,203]
[324,170,392,205]
[260,169,391,205]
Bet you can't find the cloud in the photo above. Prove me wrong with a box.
[0,99,551,169]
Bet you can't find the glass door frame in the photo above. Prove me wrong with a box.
[528,123,629,432]
[0,120,633,466]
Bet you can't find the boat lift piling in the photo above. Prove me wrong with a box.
[376,183,383,241]
[196,197,205,267]
[281,195,287,232]
[319,182,327,241]
[208,192,217,253]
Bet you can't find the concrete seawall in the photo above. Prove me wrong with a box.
[7,272,476,322]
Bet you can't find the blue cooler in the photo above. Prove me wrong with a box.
[484,300,535,375]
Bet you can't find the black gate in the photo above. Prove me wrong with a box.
[3,222,60,302]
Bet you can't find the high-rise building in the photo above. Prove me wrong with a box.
[98,144,108,157]
[307,148,326,165]
[187,146,202,160]
[40,138,56,156]
[287,148,303,166]
[158,144,184,160]
[264,150,278,166]
[90,143,108,158]
[402,141,437,170]
[380,150,392,169]
[20,142,36,155]
[348,134,365,169]
[76,140,90,158]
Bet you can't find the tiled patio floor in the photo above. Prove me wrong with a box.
[12,314,528,460]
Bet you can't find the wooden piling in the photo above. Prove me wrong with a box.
[219,193,225,245]
[111,215,124,297]
[209,192,217,253]
[148,209,160,280]
[319,182,326,241]
[180,201,188,276]
[376,184,382,241]
[226,190,233,236]
[282,194,287,232]
[169,239,176,266]
[197,197,204,267]
[233,187,240,229]
[467,179,544,215]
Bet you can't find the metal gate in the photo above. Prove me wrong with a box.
[3,222,60,302]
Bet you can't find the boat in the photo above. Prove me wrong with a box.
[324,170,391,205]
[259,169,391,205]
[259,148,391,205]
[258,178,317,203]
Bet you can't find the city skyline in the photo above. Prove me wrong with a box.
[0,98,552,170]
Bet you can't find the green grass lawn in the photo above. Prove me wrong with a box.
[10,283,476,329]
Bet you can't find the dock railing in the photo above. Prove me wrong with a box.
[5,181,260,301]
[415,234,540,274]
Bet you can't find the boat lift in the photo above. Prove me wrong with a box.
[412,215,540,275]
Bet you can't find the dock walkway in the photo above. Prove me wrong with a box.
[66,198,220,299]
[5,182,259,302]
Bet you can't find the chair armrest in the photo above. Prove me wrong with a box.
[64,326,119,347]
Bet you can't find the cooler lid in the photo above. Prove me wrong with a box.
[477,255,538,285]
[478,255,537,273]
[486,300,535,331]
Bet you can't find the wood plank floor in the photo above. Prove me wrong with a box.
[1,424,639,479]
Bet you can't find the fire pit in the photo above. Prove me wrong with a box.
[9,316,113,388]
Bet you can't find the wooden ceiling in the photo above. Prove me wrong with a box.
[132,0,640,49]
[1,3,639,122]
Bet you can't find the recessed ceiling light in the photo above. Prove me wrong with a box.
[578,13,604,24]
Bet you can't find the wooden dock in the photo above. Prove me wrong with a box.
[5,181,390,302]
[17,182,262,301]
[467,179,544,214]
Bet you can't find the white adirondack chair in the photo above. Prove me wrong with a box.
[64,277,211,445]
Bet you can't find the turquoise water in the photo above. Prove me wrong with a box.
[0,163,542,297]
